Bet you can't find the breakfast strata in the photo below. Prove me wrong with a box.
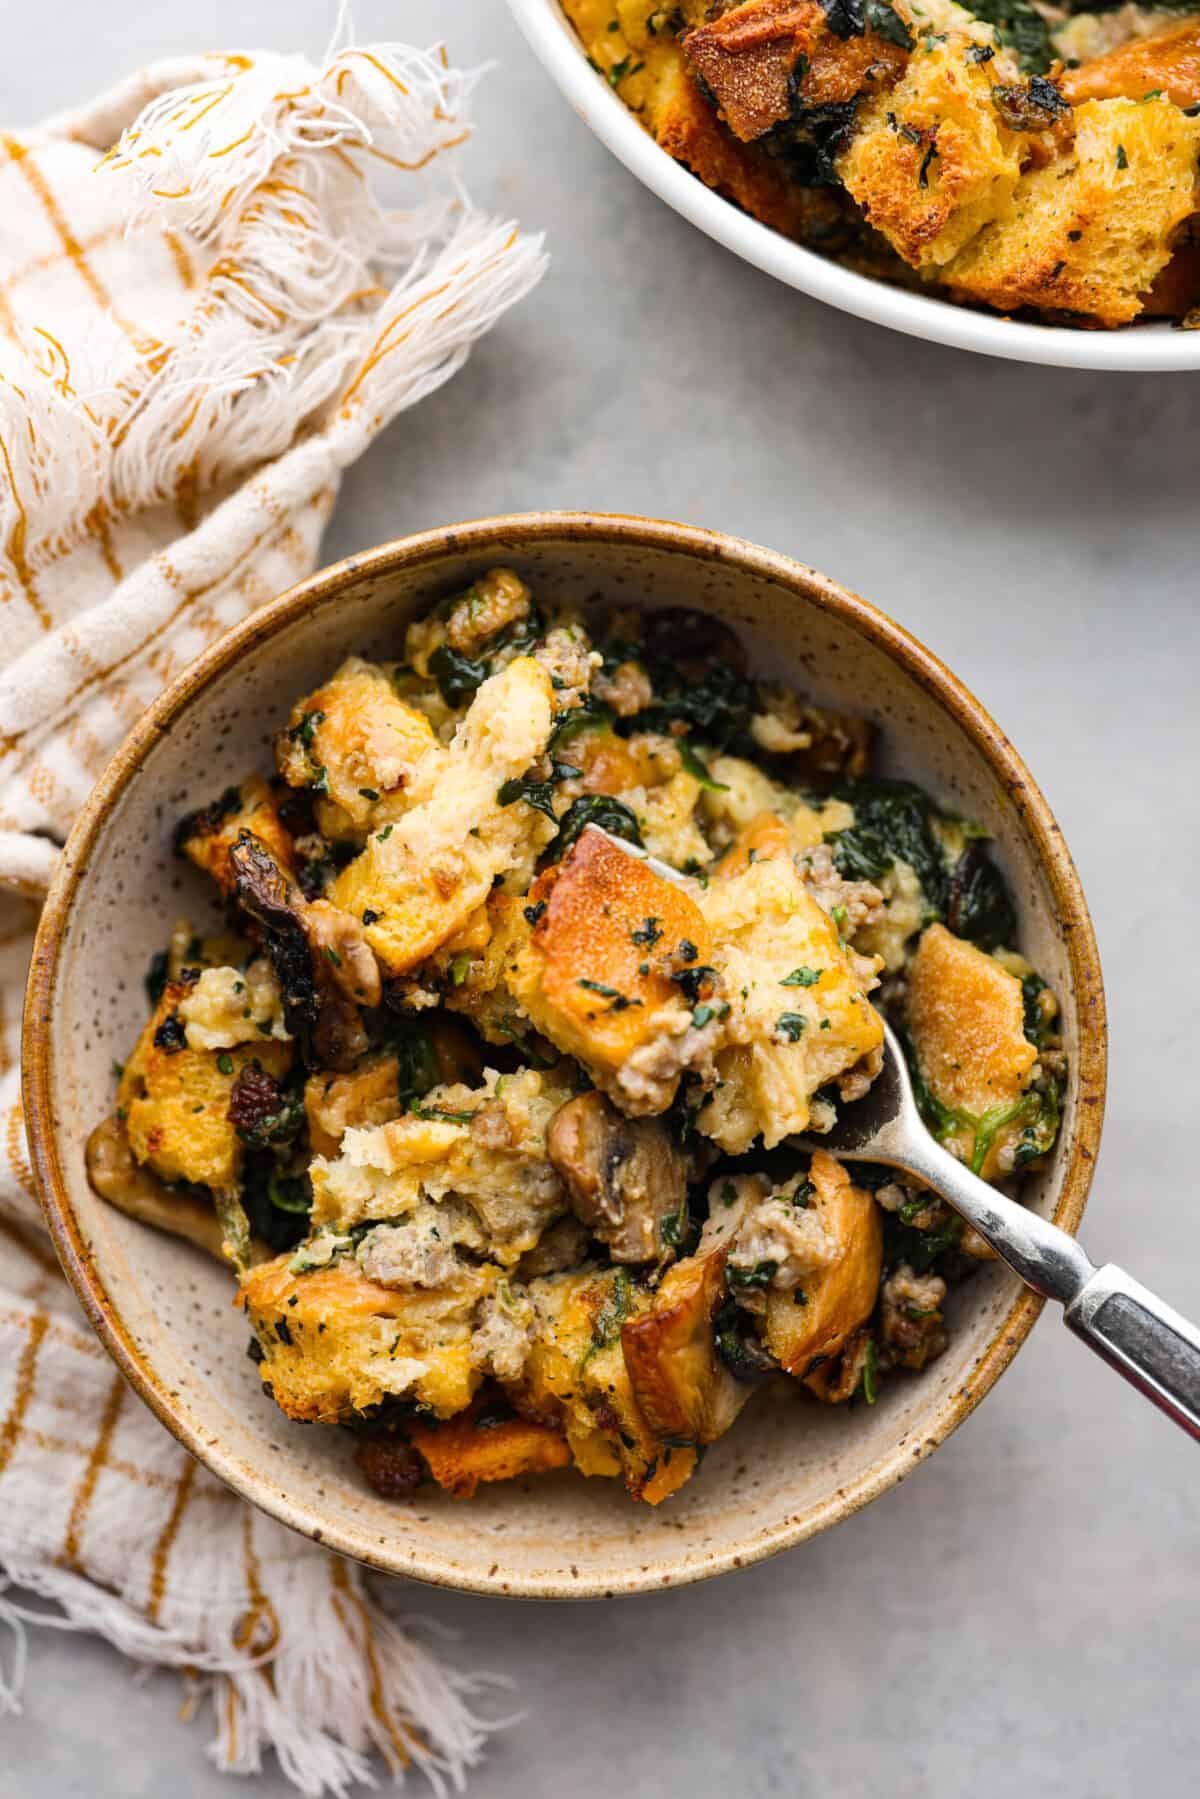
[561,0,1200,329]
[89,573,1065,1505]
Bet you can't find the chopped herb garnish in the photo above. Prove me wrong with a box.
[362,909,379,926]
[152,1013,186,1055]
[408,1100,476,1124]
[584,1270,635,1366]
[290,709,326,751]
[358,787,380,802]
[776,1012,808,1042]
[677,737,729,791]
[376,825,393,841]
[578,977,641,1012]
[217,1052,235,1076]
[781,966,822,987]
[631,916,662,947]
[524,899,547,927]
[862,1339,879,1404]
[1116,144,1128,169]
[672,962,717,1003]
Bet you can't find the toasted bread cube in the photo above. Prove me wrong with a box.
[762,1151,883,1376]
[623,768,711,869]
[562,726,651,798]
[682,0,909,144]
[562,0,854,242]
[905,922,1040,1181]
[276,657,444,839]
[622,1238,750,1446]
[839,35,1025,269]
[425,891,536,1048]
[696,843,884,1152]
[303,1055,405,1158]
[118,982,292,1190]
[239,1253,495,1421]
[510,826,712,1113]
[404,1403,571,1498]
[1142,233,1200,319]
[713,810,792,877]
[702,760,854,855]
[330,657,556,974]
[518,1269,696,1504]
[1060,17,1200,109]
[943,98,1200,325]
[176,774,296,897]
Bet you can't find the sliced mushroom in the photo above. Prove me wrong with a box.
[228,830,372,1070]
[85,1114,269,1268]
[546,1091,687,1264]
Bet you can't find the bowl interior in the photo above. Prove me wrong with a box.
[507,0,1200,373]
[28,520,1105,1596]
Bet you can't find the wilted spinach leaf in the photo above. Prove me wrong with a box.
[548,795,643,862]
[427,602,544,707]
[828,777,946,907]
[626,659,761,754]
[865,0,914,48]
[968,0,1053,75]
[1021,973,1049,1046]
[945,841,1017,950]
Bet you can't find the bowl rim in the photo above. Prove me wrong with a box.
[506,0,1200,373]
[23,510,1108,1597]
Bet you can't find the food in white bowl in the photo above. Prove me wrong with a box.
[87,569,1067,1508]
[509,0,1200,365]
[556,0,1200,330]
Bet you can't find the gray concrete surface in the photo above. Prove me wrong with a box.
[3,3,1198,1795]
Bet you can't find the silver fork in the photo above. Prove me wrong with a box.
[799,1016,1200,1442]
[586,826,1200,1441]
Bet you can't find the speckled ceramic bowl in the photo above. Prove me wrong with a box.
[24,513,1106,1597]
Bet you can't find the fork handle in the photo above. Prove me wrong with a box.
[888,1138,1200,1443]
[1065,1264,1200,1442]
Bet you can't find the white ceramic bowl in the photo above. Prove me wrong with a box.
[508,0,1200,372]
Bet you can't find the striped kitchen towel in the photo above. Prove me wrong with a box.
[0,19,544,1793]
